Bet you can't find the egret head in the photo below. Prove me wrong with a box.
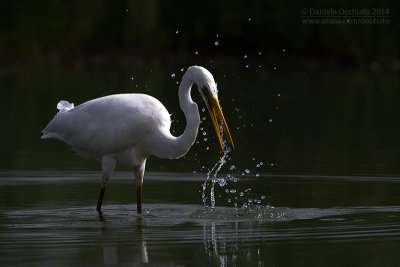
[189,66,234,151]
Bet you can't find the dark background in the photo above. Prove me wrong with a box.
[1,1,398,65]
[1,0,399,175]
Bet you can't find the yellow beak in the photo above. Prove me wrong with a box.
[204,94,234,151]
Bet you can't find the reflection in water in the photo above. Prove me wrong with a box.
[202,221,264,267]
[1,173,400,266]
[100,216,148,265]
[136,218,149,264]
[103,244,118,265]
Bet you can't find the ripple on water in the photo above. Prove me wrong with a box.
[4,204,400,225]
[188,205,285,221]
[2,204,400,248]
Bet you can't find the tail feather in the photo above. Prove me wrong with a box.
[57,100,74,114]
[41,100,74,140]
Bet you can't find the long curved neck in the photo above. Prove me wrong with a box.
[157,71,200,159]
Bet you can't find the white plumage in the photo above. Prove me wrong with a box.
[42,66,234,213]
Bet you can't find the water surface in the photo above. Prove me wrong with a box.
[0,172,399,266]
[1,62,400,266]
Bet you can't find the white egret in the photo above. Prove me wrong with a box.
[41,66,234,213]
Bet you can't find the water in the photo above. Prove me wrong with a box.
[1,62,400,266]
[202,147,230,209]
[1,172,399,266]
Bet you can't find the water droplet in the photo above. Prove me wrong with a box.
[252,157,256,161]
[202,131,206,136]
[246,65,249,68]
[206,146,209,150]
[130,76,134,80]
[225,189,229,193]
[176,81,179,84]
[171,73,175,78]
[175,30,179,34]
[204,138,208,141]
[259,162,264,166]
[125,9,129,12]
[270,163,274,167]
[258,52,262,55]
[273,66,277,70]
[180,68,184,72]
[202,116,206,121]
[282,49,286,53]
[215,41,219,46]
[248,18,252,21]
[230,165,236,170]
[243,55,248,59]
[245,169,250,174]
[256,173,260,177]
[261,195,266,200]
[269,119,273,123]
[201,108,205,112]
[233,178,238,183]
[240,192,244,197]
[277,93,281,97]
[228,198,231,203]
[195,51,198,55]
[192,170,197,174]
[230,189,236,193]
[256,164,260,168]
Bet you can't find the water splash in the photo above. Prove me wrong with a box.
[189,205,285,221]
[202,145,231,209]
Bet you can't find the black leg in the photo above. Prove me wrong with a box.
[97,187,106,212]
[137,184,142,214]
[134,162,146,214]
